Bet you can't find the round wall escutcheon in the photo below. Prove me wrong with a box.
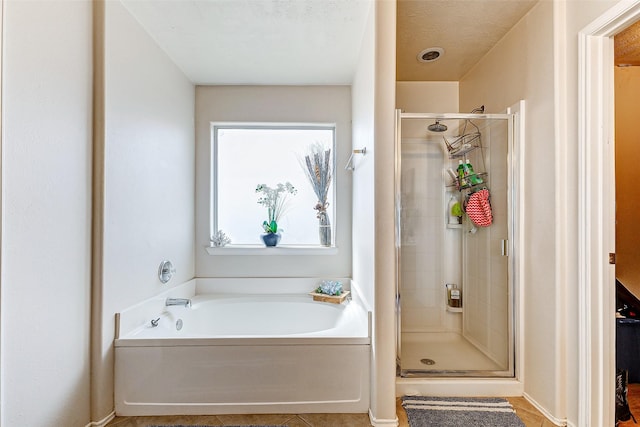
[158,260,175,284]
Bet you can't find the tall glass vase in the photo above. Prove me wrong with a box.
[318,211,331,247]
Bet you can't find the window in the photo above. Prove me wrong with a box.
[212,123,336,247]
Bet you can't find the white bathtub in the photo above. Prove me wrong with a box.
[114,278,371,416]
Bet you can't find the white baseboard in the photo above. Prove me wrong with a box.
[85,411,115,427]
[523,392,566,426]
[368,408,399,426]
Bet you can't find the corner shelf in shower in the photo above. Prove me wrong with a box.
[446,224,462,229]
[446,305,463,313]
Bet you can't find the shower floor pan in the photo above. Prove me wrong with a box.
[399,332,511,378]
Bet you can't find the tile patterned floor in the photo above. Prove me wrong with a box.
[106,396,554,427]
[105,412,372,427]
[503,397,559,427]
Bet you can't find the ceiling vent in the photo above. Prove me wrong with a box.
[417,47,444,63]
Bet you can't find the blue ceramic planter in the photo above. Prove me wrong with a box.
[261,233,281,247]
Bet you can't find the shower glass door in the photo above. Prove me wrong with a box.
[395,110,516,377]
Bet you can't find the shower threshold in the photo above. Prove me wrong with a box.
[399,368,514,378]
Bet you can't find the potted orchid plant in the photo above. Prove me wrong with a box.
[255,182,297,246]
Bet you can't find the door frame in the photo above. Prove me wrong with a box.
[578,1,640,425]
[0,0,4,424]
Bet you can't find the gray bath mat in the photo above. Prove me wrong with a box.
[402,396,525,426]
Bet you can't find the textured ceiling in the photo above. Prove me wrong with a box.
[396,0,538,81]
[120,0,372,85]
[120,0,540,85]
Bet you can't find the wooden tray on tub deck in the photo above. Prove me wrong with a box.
[309,290,350,304]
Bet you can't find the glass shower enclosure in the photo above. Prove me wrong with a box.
[395,109,517,378]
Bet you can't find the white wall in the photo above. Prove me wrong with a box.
[1,1,93,425]
[460,1,559,418]
[194,85,352,278]
[396,82,459,113]
[353,3,401,424]
[460,1,627,424]
[352,4,375,312]
[95,0,195,419]
[367,0,399,424]
[350,3,381,421]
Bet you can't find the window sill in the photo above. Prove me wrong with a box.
[205,245,339,256]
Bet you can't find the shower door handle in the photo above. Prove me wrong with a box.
[501,239,509,256]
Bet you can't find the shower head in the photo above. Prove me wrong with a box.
[428,120,448,132]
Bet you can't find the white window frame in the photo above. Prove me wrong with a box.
[207,122,338,255]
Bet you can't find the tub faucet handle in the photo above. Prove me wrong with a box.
[158,260,175,284]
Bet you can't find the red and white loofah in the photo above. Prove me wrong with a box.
[466,188,493,227]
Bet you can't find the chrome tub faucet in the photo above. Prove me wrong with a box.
[165,297,191,308]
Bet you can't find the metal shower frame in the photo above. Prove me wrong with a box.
[394,109,518,378]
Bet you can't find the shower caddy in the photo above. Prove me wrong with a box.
[444,110,488,190]
[442,109,491,313]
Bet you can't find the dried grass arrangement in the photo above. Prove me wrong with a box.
[302,144,333,246]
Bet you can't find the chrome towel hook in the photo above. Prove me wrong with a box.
[345,147,367,171]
